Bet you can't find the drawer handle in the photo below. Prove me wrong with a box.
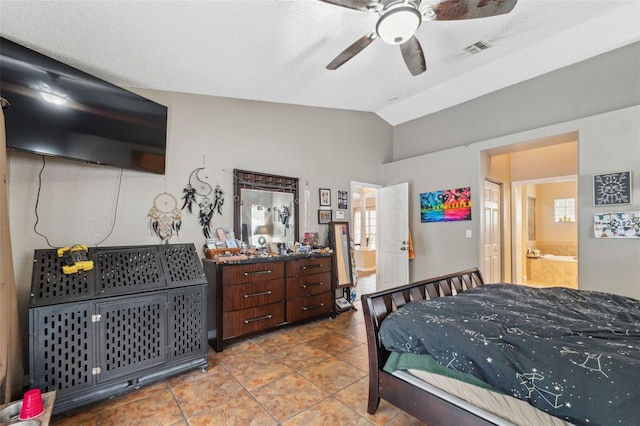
[302,282,323,288]
[244,290,272,298]
[244,269,272,276]
[243,314,272,324]
[302,303,324,311]
[301,264,323,270]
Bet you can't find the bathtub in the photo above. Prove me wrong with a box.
[539,254,577,262]
[527,254,578,287]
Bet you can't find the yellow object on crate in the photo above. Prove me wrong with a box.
[57,244,94,274]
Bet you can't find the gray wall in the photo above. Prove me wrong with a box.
[7,93,392,368]
[392,42,640,160]
[385,42,640,299]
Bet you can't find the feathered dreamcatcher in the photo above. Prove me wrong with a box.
[148,192,182,243]
[181,167,224,238]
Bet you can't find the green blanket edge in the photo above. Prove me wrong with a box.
[383,351,504,394]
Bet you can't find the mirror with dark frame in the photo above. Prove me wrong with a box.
[329,221,353,288]
[234,169,299,247]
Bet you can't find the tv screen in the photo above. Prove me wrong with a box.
[0,37,167,174]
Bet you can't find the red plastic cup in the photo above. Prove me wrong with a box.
[19,389,44,420]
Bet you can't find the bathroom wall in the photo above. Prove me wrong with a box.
[534,180,578,256]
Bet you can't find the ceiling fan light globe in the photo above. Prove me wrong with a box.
[376,6,422,45]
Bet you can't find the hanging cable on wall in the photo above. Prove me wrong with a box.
[33,155,125,248]
[33,156,55,248]
[95,167,124,246]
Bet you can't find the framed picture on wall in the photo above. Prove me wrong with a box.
[319,188,331,207]
[337,190,348,210]
[593,171,632,206]
[318,210,332,224]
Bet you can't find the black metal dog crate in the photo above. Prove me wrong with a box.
[29,243,209,414]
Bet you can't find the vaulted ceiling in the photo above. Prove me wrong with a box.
[1,0,638,126]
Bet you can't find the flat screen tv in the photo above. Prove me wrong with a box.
[0,37,167,174]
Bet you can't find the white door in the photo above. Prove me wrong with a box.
[377,182,409,291]
[483,179,502,282]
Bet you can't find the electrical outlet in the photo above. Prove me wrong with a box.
[465,230,472,238]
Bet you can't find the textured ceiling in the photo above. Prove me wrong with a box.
[0,0,639,126]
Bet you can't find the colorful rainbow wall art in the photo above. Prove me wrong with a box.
[420,187,471,223]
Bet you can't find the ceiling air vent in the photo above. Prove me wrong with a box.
[464,41,491,55]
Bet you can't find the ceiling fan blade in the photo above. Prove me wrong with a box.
[326,33,377,70]
[317,0,377,12]
[432,0,518,21]
[400,35,426,76]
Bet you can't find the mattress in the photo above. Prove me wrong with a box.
[393,368,574,426]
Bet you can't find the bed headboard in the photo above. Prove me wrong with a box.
[361,268,485,378]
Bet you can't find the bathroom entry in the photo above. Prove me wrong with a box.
[513,176,578,289]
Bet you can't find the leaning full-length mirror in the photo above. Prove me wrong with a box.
[329,221,353,288]
[234,169,299,246]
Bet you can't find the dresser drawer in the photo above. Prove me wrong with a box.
[223,280,284,311]
[285,257,331,277]
[222,261,284,285]
[223,302,285,339]
[287,272,331,299]
[286,292,333,322]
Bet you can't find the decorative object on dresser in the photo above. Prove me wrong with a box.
[203,255,334,352]
[29,244,209,415]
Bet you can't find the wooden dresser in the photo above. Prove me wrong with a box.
[203,254,334,351]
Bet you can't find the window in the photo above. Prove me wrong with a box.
[554,198,575,222]
[354,208,376,249]
[366,210,376,249]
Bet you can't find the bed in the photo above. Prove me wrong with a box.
[361,268,640,426]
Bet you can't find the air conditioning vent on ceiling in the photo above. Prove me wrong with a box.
[464,41,491,55]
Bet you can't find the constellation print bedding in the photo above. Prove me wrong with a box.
[379,284,640,426]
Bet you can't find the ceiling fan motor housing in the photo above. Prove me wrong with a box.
[376,4,422,45]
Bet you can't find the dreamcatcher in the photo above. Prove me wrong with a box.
[181,167,224,238]
[148,192,182,243]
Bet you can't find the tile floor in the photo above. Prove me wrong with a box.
[50,298,426,426]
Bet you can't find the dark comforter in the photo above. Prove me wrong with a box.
[379,284,640,426]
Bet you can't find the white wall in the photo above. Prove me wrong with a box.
[383,105,640,299]
[7,92,392,364]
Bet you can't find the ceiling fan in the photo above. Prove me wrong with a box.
[320,0,518,76]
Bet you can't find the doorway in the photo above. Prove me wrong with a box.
[512,176,579,288]
[484,133,578,287]
[350,181,380,296]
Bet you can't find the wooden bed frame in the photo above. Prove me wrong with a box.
[361,268,495,425]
